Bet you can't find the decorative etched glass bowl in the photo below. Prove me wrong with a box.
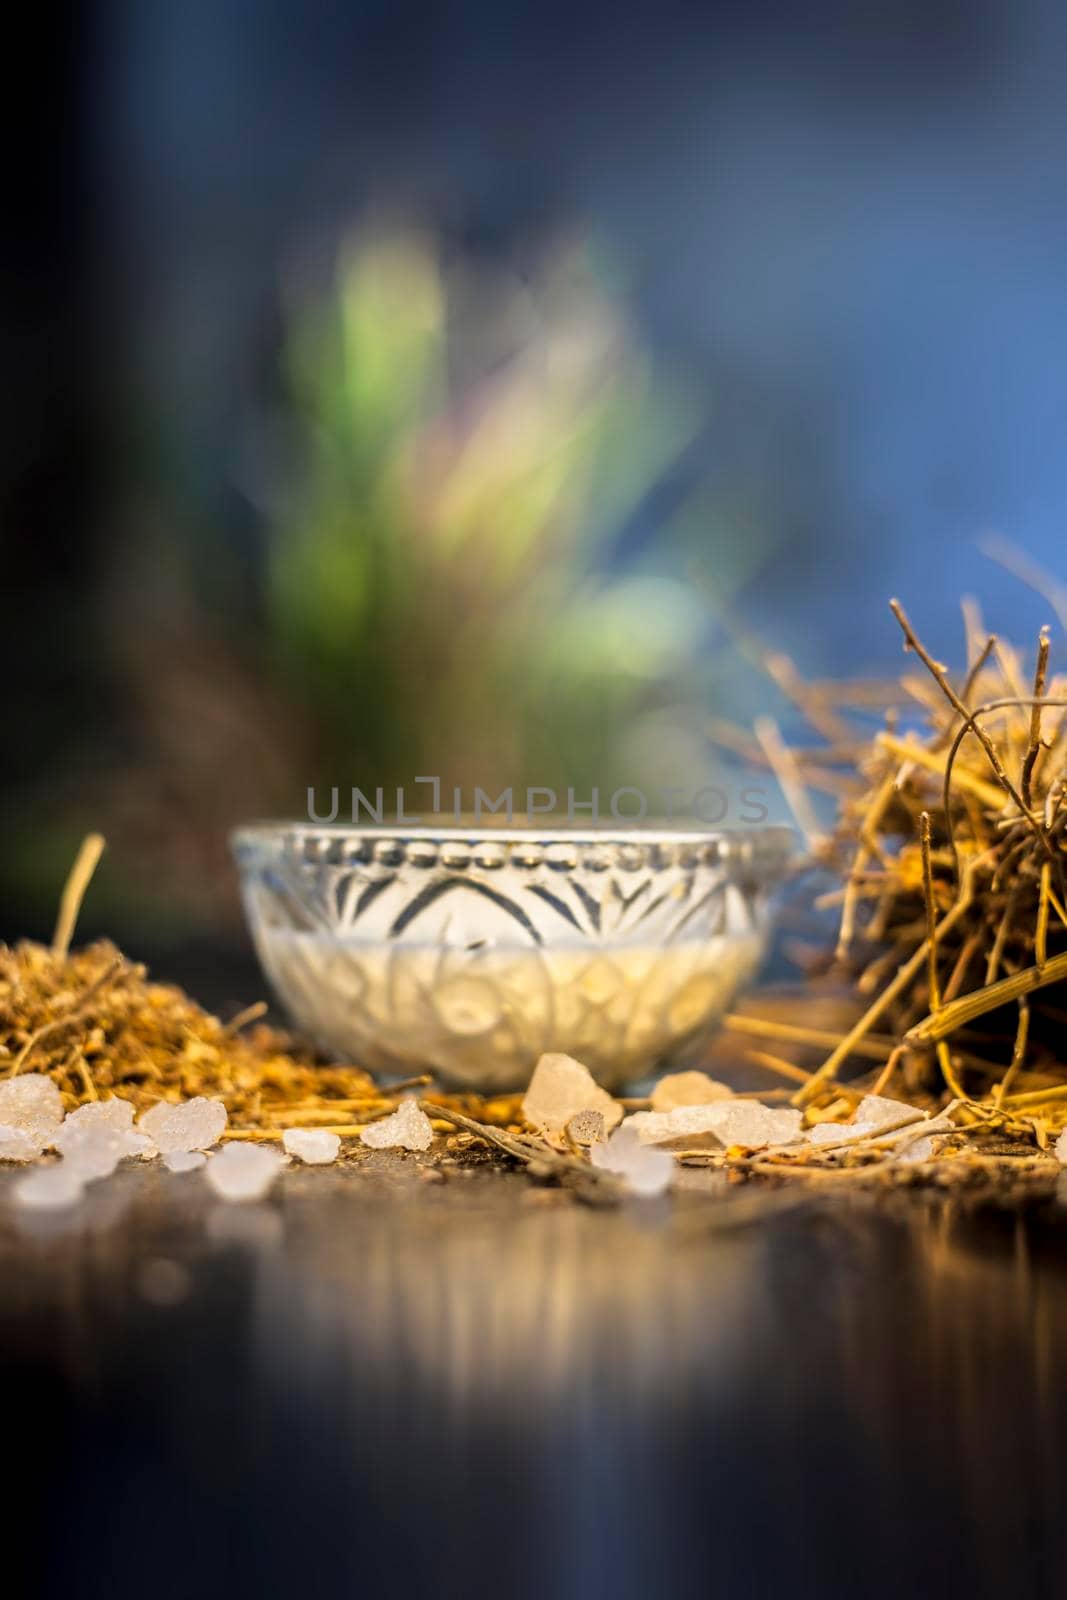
[232,822,793,1092]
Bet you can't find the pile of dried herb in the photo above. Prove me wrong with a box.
[0,836,523,1142]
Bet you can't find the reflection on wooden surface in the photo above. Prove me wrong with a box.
[3,1160,1067,1598]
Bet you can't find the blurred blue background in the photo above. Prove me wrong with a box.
[6,0,1067,978]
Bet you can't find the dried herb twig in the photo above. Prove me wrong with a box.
[418,1101,622,1191]
[52,833,105,960]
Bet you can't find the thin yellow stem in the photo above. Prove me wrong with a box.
[52,834,106,960]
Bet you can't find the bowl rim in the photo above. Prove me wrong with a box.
[231,818,795,857]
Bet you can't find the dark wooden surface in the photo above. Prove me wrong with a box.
[5,1154,1067,1599]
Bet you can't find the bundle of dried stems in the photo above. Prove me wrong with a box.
[714,588,1067,1159]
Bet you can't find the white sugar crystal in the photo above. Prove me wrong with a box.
[809,1096,915,1143]
[628,1100,804,1150]
[804,1102,955,1164]
[0,1073,65,1128]
[163,1149,207,1173]
[1056,1130,1067,1166]
[0,1123,48,1163]
[650,1071,733,1112]
[0,1074,64,1143]
[808,1096,912,1144]
[521,1053,623,1142]
[139,1096,228,1153]
[809,1121,853,1145]
[205,1144,284,1202]
[896,1133,939,1163]
[58,1101,141,1152]
[895,1111,956,1163]
[282,1128,341,1164]
[592,1122,673,1197]
[55,1098,153,1179]
[808,1098,952,1154]
[54,1131,123,1180]
[701,1102,805,1149]
[852,1095,921,1131]
[361,1097,433,1152]
[68,1098,135,1132]
[13,1163,86,1210]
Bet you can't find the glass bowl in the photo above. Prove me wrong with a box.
[231,822,794,1092]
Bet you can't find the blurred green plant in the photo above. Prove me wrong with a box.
[2,227,782,952]
[264,227,756,801]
